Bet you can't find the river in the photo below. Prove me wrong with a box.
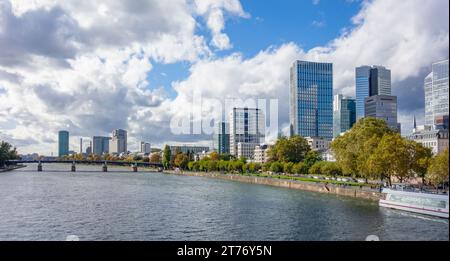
[0,164,447,241]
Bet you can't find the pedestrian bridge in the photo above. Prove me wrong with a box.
[5,160,163,172]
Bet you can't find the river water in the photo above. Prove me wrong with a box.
[0,164,448,241]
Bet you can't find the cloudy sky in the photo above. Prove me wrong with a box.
[0,0,448,155]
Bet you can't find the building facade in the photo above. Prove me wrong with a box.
[110,129,127,154]
[424,60,449,128]
[333,94,356,138]
[169,145,209,155]
[408,129,449,155]
[364,95,399,131]
[214,122,230,155]
[355,65,391,120]
[290,61,333,139]
[58,130,69,157]
[93,136,110,156]
[229,108,265,158]
[306,137,332,152]
[253,145,270,164]
[140,142,151,154]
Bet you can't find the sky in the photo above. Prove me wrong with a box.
[0,0,449,155]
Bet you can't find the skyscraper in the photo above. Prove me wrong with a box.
[93,136,111,155]
[364,95,399,131]
[110,129,127,154]
[290,60,333,139]
[230,108,265,159]
[214,122,230,155]
[355,65,391,120]
[58,130,69,157]
[424,60,449,128]
[333,94,356,138]
[140,142,151,154]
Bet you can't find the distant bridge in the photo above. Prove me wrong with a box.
[5,160,163,172]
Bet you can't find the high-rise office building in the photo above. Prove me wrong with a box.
[290,60,333,139]
[355,65,391,120]
[110,129,127,154]
[58,130,69,157]
[214,122,230,155]
[230,108,265,159]
[333,94,356,138]
[93,136,111,155]
[424,60,449,128]
[364,95,399,131]
[140,142,151,154]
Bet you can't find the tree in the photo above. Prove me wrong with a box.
[366,133,411,185]
[209,151,220,161]
[321,162,342,176]
[309,161,326,175]
[162,145,171,169]
[270,162,283,173]
[150,153,162,163]
[303,150,322,169]
[283,162,295,174]
[220,153,232,161]
[293,162,308,175]
[0,141,19,168]
[406,140,432,184]
[174,153,189,170]
[426,148,449,188]
[331,117,393,177]
[268,136,310,163]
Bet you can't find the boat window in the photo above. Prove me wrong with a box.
[389,194,448,209]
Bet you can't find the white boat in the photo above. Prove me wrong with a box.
[380,189,449,218]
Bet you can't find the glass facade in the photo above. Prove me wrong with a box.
[364,95,399,131]
[93,136,110,155]
[110,129,127,154]
[230,108,265,157]
[333,94,356,138]
[355,65,391,120]
[290,61,333,139]
[424,60,449,128]
[58,130,69,157]
[214,122,230,155]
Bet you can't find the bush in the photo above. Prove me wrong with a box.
[283,162,294,174]
[262,162,272,172]
[270,162,284,173]
[309,161,326,175]
[321,162,342,176]
[293,162,309,174]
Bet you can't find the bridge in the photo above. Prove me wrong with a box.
[5,160,163,172]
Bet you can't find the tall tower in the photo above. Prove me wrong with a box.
[290,60,333,139]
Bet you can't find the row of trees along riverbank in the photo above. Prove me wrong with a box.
[162,118,449,189]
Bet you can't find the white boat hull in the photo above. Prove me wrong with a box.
[380,199,449,218]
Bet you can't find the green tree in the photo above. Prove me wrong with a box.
[270,162,283,173]
[0,141,19,168]
[293,162,308,175]
[162,145,171,169]
[321,162,342,176]
[366,133,411,185]
[309,161,326,175]
[283,162,295,174]
[303,150,322,169]
[406,140,432,184]
[268,136,310,163]
[426,148,449,188]
[331,117,393,177]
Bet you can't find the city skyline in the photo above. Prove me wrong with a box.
[0,0,449,155]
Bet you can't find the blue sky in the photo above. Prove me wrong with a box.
[148,0,362,100]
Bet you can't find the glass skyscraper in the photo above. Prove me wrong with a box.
[333,94,356,138]
[364,95,399,131]
[424,60,449,128]
[214,122,230,155]
[110,129,127,154]
[230,108,265,158]
[290,61,333,139]
[355,65,391,120]
[58,130,69,157]
[93,136,111,156]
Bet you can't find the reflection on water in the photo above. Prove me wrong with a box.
[0,164,448,241]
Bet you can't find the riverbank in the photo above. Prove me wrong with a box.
[167,170,384,202]
[0,165,26,173]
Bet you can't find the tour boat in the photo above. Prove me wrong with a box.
[380,189,449,218]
